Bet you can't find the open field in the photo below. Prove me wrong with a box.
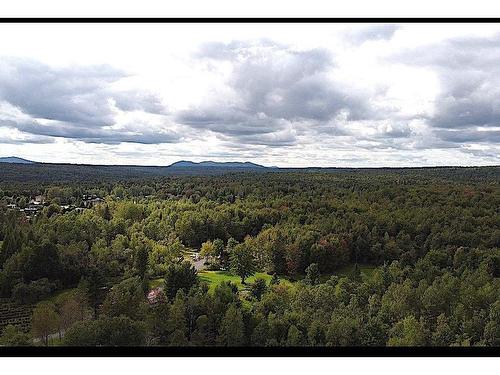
[197,265,375,292]
[150,264,376,294]
[198,271,293,293]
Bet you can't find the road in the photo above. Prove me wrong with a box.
[192,257,206,271]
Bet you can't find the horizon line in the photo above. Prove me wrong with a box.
[0,156,499,169]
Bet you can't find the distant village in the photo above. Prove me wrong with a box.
[2,194,103,219]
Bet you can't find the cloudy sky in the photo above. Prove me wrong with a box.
[0,23,499,167]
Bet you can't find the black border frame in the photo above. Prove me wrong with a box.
[0,346,499,356]
[1,17,500,22]
[0,16,498,357]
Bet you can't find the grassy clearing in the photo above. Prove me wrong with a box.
[149,278,164,289]
[195,264,375,294]
[150,264,375,293]
[198,271,293,293]
[319,264,376,283]
[34,287,77,307]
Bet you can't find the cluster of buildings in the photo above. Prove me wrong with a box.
[60,195,103,213]
[5,195,45,219]
[81,194,103,208]
[3,194,104,219]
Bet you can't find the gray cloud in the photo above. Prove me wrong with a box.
[430,71,500,132]
[0,58,123,127]
[461,147,500,160]
[393,35,500,70]
[178,107,284,136]
[112,91,168,115]
[1,118,180,145]
[434,129,500,144]
[178,41,372,146]
[0,126,55,145]
[382,125,413,139]
[344,25,399,44]
[391,34,500,145]
[0,57,175,144]
[194,39,285,60]
[230,128,297,147]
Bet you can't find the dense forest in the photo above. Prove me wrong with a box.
[0,166,499,347]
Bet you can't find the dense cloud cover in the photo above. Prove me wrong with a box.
[177,42,375,148]
[0,24,499,166]
[0,58,178,145]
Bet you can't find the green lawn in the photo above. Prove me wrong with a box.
[198,270,292,293]
[150,264,375,294]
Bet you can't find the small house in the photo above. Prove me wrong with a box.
[147,287,164,305]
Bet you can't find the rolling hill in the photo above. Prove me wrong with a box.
[0,157,34,164]
[168,160,268,169]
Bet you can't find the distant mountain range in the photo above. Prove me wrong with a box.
[0,158,277,182]
[0,156,35,164]
[168,160,270,169]
[0,157,273,169]
[0,156,498,183]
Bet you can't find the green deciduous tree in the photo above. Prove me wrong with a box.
[432,313,454,346]
[31,303,60,346]
[0,325,31,346]
[305,263,320,285]
[200,240,215,259]
[0,222,22,267]
[387,315,428,346]
[230,243,256,284]
[63,316,146,346]
[101,277,147,320]
[286,325,304,346]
